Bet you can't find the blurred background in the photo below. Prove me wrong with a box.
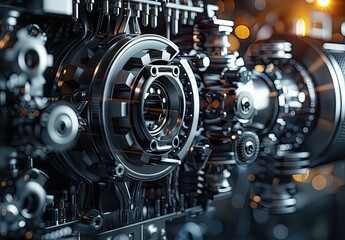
[167,1,345,239]
[176,161,345,240]
[216,0,345,54]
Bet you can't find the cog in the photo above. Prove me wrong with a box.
[235,131,260,166]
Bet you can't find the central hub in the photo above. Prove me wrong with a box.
[136,65,186,153]
[244,140,254,156]
[143,82,168,134]
[241,96,251,114]
[236,91,255,122]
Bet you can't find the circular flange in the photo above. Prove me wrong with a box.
[53,34,199,181]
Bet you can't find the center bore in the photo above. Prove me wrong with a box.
[245,140,254,156]
[236,92,255,120]
[143,83,168,134]
[241,96,251,113]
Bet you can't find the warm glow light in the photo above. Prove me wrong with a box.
[295,19,306,37]
[268,63,275,72]
[216,0,225,14]
[317,0,330,7]
[254,65,265,72]
[248,174,256,182]
[57,80,64,87]
[0,33,10,49]
[235,25,250,39]
[249,201,257,209]
[225,0,235,11]
[292,171,310,182]
[25,231,33,240]
[312,175,327,190]
[275,21,285,33]
[254,0,266,11]
[253,195,262,203]
[228,34,240,51]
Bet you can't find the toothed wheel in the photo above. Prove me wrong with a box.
[235,131,260,166]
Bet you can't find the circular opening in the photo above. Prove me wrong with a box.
[24,50,40,69]
[141,75,184,139]
[241,97,251,113]
[172,66,180,77]
[172,137,179,148]
[150,66,158,76]
[22,193,39,218]
[54,114,73,138]
[94,217,101,226]
[150,140,158,151]
[57,121,67,135]
[91,215,103,230]
[245,140,255,156]
[115,165,124,175]
[143,83,169,134]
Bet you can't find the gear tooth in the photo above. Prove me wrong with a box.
[235,134,244,162]
[235,131,260,166]
[47,54,54,67]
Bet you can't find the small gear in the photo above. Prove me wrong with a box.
[235,131,260,166]
[40,102,79,151]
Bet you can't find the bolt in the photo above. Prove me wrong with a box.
[108,164,124,178]
[146,224,159,240]
[237,67,252,83]
[115,164,124,176]
[220,111,227,118]
[90,215,103,230]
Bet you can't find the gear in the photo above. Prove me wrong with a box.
[40,102,79,151]
[5,25,53,97]
[235,131,260,166]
